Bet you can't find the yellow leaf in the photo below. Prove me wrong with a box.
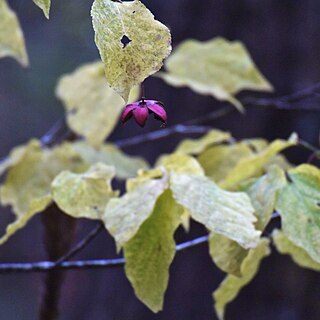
[198,143,253,183]
[273,230,320,272]
[0,140,86,244]
[91,0,171,102]
[103,172,169,248]
[213,239,270,320]
[124,189,182,312]
[175,129,231,155]
[0,0,29,66]
[157,37,272,111]
[170,173,261,249]
[52,163,118,220]
[56,61,140,146]
[156,153,204,176]
[70,141,149,179]
[209,233,249,277]
[246,165,287,230]
[32,0,51,19]
[276,164,320,263]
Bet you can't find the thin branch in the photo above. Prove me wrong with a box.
[115,124,212,148]
[0,235,209,273]
[0,211,283,274]
[53,223,104,267]
[298,138,320,159]
[244,82,320,110]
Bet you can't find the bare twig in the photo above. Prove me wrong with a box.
[244,82,320,110]
[298,138,320,159]
[0,235,209,273]
[115,124,212,148]
[53,223,104,267]
[0,211,283,274]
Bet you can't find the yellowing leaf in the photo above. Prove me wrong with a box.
[32,0,51,19]
[52,163,117,220]
[209,233,248,277]
[124,189,182,312]
[91,0,171,102]
[175,129,232,155]
[213,239,270,320]
[170,173,261,249]
[273,230,320,272]
[56,61,140,146]
[0,140,86,244]
[219,135,297,189]
[276,164,320,263]
[0,0,28,66]
[71,141,149,179]
[126,168,164,192]
[155,153,204,176]
[157,37,272,111]
[246,165,286,230]
[0,195,51,245]
[103,173,169,248]
[198,143,253,183]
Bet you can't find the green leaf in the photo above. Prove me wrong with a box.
[209,233,248,277]
[175,129,232,155]
[103,172,169,248]
[213,238,270,320]
[273,230,320,272]
[170,173,261,249]
[155,153,204,175]
[0,0,29,66]
[32,0,51,19]
[71,141,149,179]
[91,0,172,102]
[0,140,85,244]
[52,163,118,220]
[124,189,182,312]
[276,164,320,263]
[56,61,140,146]
[246,165,287,230]
[157,37,272,111]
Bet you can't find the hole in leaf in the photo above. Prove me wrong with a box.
[121,35,132,49]
[132,11,136,13]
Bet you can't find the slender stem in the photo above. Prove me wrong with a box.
[115,124,212,148]
[298,138,320,158]
[53,223,104,267]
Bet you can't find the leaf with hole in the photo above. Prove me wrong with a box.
[91,0,171,102]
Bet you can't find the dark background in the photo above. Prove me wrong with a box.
[0,0,320,319]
